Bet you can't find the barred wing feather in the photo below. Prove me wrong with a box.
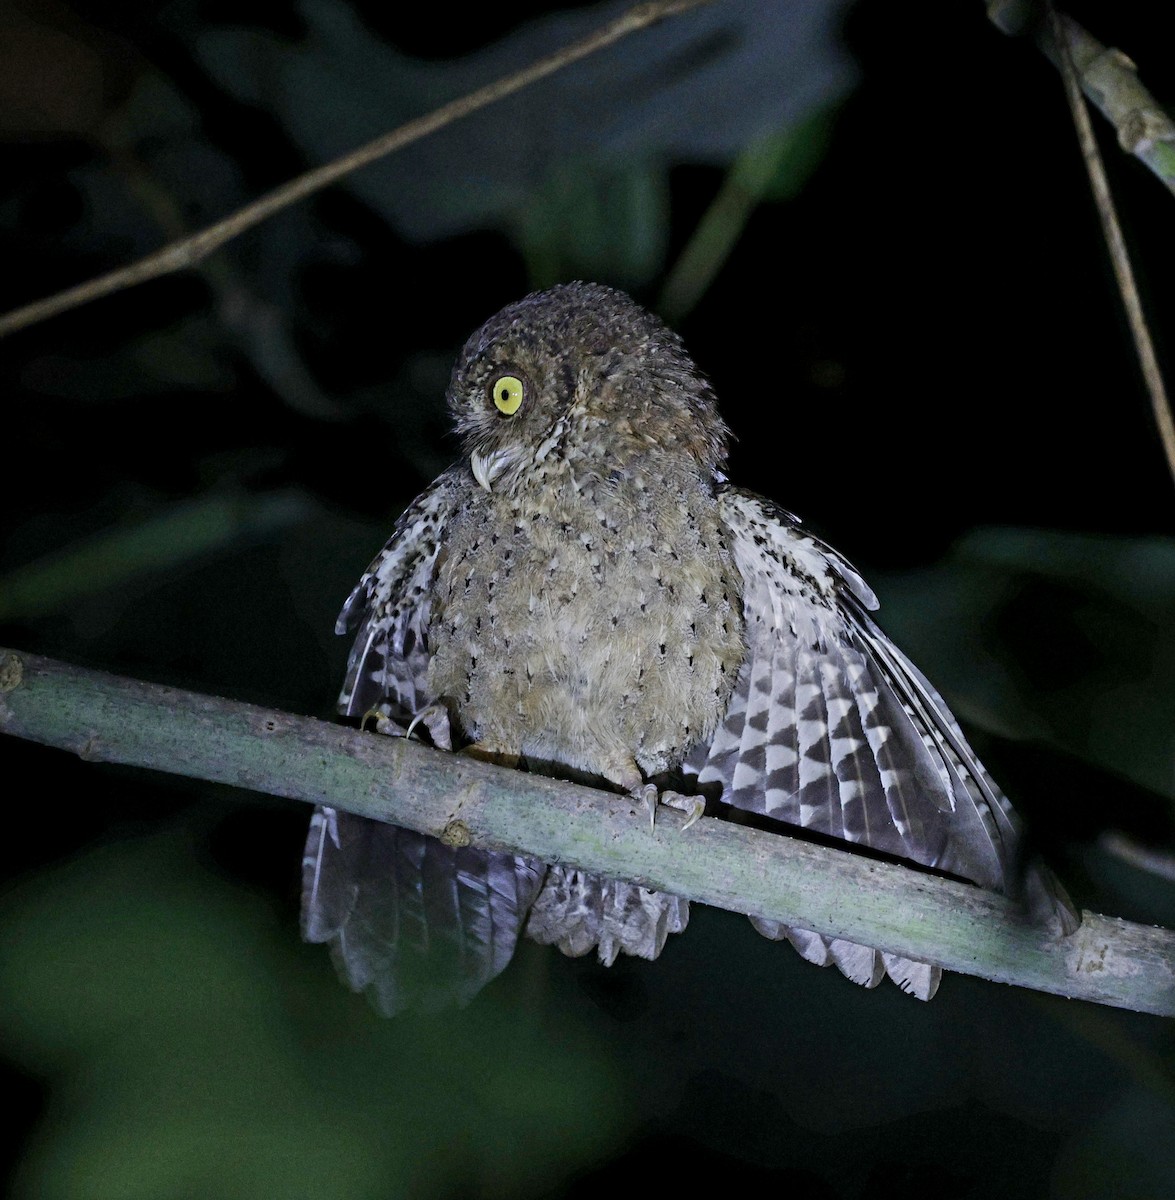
[684,487,1075,999]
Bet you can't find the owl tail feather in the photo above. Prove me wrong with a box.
[302,807,545,1017]
[750,915,941,1000]
[525,865,689,966]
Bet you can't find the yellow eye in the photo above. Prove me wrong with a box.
[491,375,524,416]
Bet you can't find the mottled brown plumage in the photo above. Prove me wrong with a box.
[302,282,1075,1015]
[430,286,743,791]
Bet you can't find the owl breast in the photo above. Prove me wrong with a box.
[428,465,745,785]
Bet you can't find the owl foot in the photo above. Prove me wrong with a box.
[360,707,404,737]
[635,785,706,833]
[405,704,454,751]
[462,743,522,769]
[359,704,453,750]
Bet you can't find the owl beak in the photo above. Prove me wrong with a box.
[470,449,506,492]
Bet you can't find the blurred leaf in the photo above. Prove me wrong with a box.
[874,528,1175,800]
[0,492,314,621]
[21,312,235,401]
[0,3,138,138]
[658,103,838,321]
[517,162,668,290]
[0,829,626,1200]
[761,104,837,202]
[190,0,856,243]
[1052,1088,1175,1199]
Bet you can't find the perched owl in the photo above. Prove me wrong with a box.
[303,282,1075,1014]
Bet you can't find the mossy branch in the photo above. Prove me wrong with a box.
[1,647,1172,1017]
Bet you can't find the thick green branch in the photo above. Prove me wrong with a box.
[1,647,1172,1016]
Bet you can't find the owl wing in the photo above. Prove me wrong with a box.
[683,487,1075,999]
[302,466,545,1017]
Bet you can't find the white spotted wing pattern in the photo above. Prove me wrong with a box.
[684,487,1075,998]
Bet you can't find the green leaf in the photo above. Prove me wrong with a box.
[0,830,627,1200]
[875,528,1175,800]
[0,493,313,622]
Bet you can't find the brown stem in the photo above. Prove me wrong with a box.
[0,0,712,339]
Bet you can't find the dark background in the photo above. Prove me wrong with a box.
[1,1,1173,1196]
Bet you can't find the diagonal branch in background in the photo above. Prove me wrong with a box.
[990,3,1175,198]
[1,646,1172,1017]
[989,3,1175,485]
[1051,16,1175,199]
[0,0,710,339]
[1050,9,1175,486]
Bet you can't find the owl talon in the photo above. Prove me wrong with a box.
[663,791,707,830]
[360,708,405,737]
[635,785,705,832]
[640,784,659,832]
[406,703,454,751]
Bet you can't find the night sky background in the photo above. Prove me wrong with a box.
[2,1,1174,1196]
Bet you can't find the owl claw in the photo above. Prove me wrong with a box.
[641,784,659,832]
[635,785,705,832]
[405,703,454,751]
[359,704,453,749]
[666,791,707,830]
[360,707,404,737]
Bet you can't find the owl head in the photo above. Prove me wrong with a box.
[445,282,729,492]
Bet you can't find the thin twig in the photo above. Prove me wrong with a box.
[101,131,347,420]
[1044,8,1175,485]
[0,0,711,340]
[2,646,1173,1016]
[989,3,1175,198]
[1053,18,1175,200]
[1101,831,1175,884]
[988,4,1175,482]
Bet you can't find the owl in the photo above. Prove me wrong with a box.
[302,282,1075,1014]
